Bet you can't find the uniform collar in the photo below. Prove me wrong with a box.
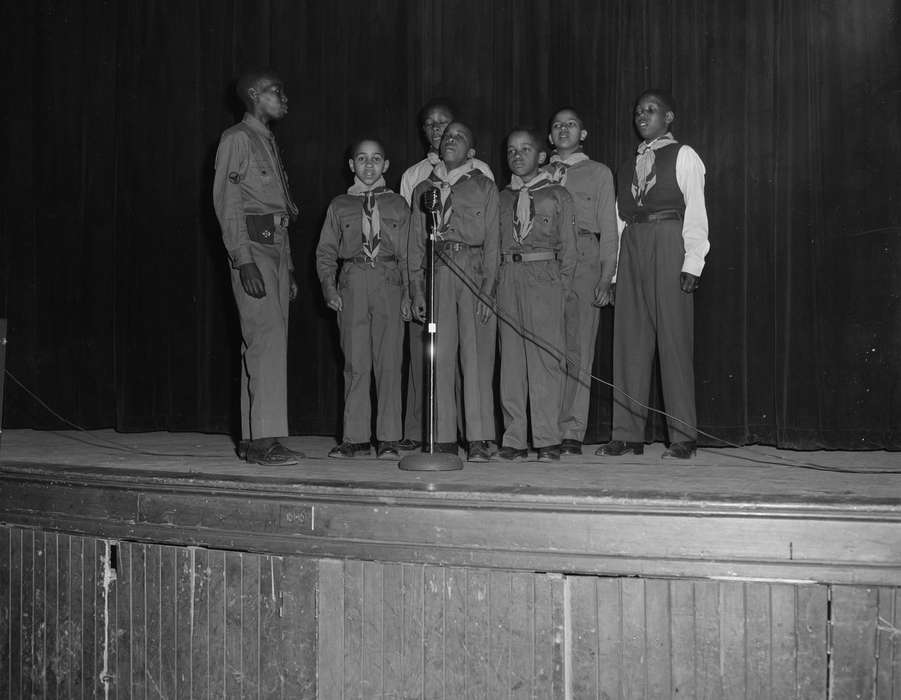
[242,113,273,138]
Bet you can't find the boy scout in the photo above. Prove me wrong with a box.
[408,122,499,462]
[316,139,410,459]
[399,100,494,451]
[212,68,301,466]
[495,128,578,462]
[546,108,618,456]
[595,90,709,460]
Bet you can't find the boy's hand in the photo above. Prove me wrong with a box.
[593,281,613,307]
[476,299,493,324]
[238,262,266,298]
[326,291,343,312]
[680,272,700,294]
[289,273,299,301]
[401,296,412,322]
[412,294,427,322]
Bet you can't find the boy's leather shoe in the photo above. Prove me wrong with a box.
[237,440,250,460]
[493,446,528,462]
[560,439,582,456]
[269,442,306,460]
[328,441,372,459]
[377,441,400,459]
[246,441,298,466]
[537,445,561,462]
[594,440,644,456]
[662,441,697,459]
[467,440,491,462]
[397,438,421,451]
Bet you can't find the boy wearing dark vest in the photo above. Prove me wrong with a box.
[399,100,494,452]
[316,139,410,459]
[213,68,302,466]
[495,128,578,462]
[408,122,499,462]
[545,108,618,456]
[596,90,709,459]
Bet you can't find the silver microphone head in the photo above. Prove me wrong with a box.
[421,188,441,213]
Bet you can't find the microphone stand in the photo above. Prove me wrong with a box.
[399,190,463,471]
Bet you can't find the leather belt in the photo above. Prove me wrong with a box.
[627,209,683,224]
[343,254,398,265]
[501,250,557,263]
[435,240,478,253]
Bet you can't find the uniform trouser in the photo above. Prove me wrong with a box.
[431,250,496,443]
[560,233,602,442]
[337,261,404,444]
[231,237,290,441]
[611,220,696,443]
[498,261,566,449]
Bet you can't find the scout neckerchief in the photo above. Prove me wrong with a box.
[266,130,299,218]
[428,160,478,239]
[631,133,678,207]
[347,176,388,264]
[509,171,552,244]
[548,151,589,186]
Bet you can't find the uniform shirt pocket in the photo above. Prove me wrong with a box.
[248,154,274,186]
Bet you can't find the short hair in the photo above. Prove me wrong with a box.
[636,89,678,116]
[508,126,548,156]
[549,106,585,130]
[236,68,280,110]
[418,97,458,126]
[347,137,387,160]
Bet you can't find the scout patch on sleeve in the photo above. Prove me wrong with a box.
[228,171,242,184]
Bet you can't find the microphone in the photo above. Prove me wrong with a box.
[421,188,442,234]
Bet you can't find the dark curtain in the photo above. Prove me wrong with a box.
[1,0,899,449]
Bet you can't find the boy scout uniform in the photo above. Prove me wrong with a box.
[546,154,618,443]
[408,163,499,446]
[497,174,578,450]
[213,114,297,443]
[400,155,494,444]
[316,182,410,446]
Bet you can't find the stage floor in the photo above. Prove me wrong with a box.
[1,428,900,504]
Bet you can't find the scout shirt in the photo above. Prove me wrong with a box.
[407,163,500,297]
[499,177,579,290]
[400,153,495,205]
[213,114,296,269]
[315,187,410,300]
[545,154,618,285]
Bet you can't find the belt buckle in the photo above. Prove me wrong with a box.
[276,214,290,228]
[512,253,523,262]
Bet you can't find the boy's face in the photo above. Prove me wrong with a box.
[422,107,454,151]
[440,123,475,170]
[250,76,288,121]
[549,110,587,153]
[634,95,673,142]
[507,131,546,180]
[348,140,389,186]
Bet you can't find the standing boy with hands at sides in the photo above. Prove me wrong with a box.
[398,100,495,452]
[408,122,499,462]
[213,68,301,466]
[494,129,578,463]
[545,108,618,456]
[595,90,709,460]
[316,139,411,459]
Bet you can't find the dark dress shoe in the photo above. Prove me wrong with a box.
[595,440,644,456]
[467,440,491,462]
[269,442,306,460]
[246,441,298,466]
[560,439,582,456]
[662,441,697,459]
[377,441,400,459]
[328,441,372,458]
[237,440,250,460]
[537,445,561,462]
[397,438,422,451]
[493,446,528,462]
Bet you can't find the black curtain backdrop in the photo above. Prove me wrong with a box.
[1,0,899,449]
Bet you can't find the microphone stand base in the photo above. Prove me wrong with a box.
[398,451,464,471]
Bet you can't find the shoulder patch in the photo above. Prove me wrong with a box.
[228,172,242,184]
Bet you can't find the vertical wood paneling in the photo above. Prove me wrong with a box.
[362,560,384,696]
[401,563,424,698]
[443,566,466,699]
[831,585,879,700]
[770,584,799,697]
[694,580,724,699]
[224,550,244,698]
[596,576,622,697]
[344,558,364,697]
[464,568,489,699]
[190,546,210,699]
[669,579,696,698]
[69,535,84,700]
[0,527,10,700]
[21,528,34,699]
[175,547,193,699]
[207,547,226,699]
[318,558,344,699]
[381,562,404,695]
[240,551,260,699]
[145,542,162,698]
[644,578,672,698]
[488,570,512,698]
[160,545,177,699]
[129,543,147,698]
[508,572,534,700]
[796,584,828,699]
[281,554,318,698]
[877,586,901,699]
[569,574,598,698]
[422,565,445,697]
[719,580,746,699]
[113,540,130,700]
[620,578,647,699]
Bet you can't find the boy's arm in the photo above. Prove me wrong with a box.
[407,185,427,300]
[315,203,342,302]
[558,190,579,290]
[480,183,500,297]
[611,201,627,284]
[395,200,411,291]
[212,132,253,268]
[675,146,710,277]
[595,165,618,285]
